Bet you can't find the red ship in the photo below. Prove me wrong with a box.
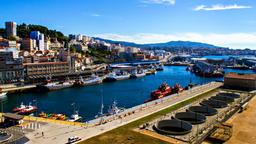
[172,84,184,94]
[145,83,184,103]
[13,102,37,115]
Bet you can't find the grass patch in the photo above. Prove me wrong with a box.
[81,89,218,144]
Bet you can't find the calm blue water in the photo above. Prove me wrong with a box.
[2,66,255,121]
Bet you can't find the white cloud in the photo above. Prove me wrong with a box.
[194,4,252,11]
[142,0,175,5]
[95,33,256,49]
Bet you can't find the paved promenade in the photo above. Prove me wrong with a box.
[25,82,222,144]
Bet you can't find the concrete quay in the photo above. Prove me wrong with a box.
[20,82,222,144]
[0,84,36,93]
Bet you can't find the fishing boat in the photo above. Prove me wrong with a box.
[130,69,146,79]
[145,83,184,103]
[39,112,67,120]
[155,64,164,71]
[39,77,74,91]
[145,69,157,75]
[106,100,125,116]
[150,83,172,99]
[67,103,82,122]
[104,71,130,82]
[172,84,184,94]
[67,111,82,122]
[0,92,7,98]
[13,102,37,115]
[74,75,102,87]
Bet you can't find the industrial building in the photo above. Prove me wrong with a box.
[224,73,256,91]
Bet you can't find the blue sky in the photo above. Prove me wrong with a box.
[0,0,256,49]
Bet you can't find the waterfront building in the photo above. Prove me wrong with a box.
[23,62,70,78]
[224,73,256,91]
[0,51,24,83]
[21,38,37,52]
[5,22,17,37]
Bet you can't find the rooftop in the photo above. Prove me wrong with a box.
[225,72,256,80]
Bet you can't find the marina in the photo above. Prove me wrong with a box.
[0,66,254,122]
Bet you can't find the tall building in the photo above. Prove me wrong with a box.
[21,38,36,52]
[38,33,44,51]
[30,31,45,51]
[5,22,17,37]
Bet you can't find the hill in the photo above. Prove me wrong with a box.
[94,37,222,49]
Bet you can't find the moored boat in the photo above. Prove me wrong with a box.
[130,69,146,79]
[155,64,164,71]
[0,92,7,98]
[145,83,184,103]
[145,83,172,102]
[74,75,102,87]
[106,100,125,116]
[104,71,130,82]
[39,79,74,91]
[145,69,157,75]
[13,102,37,115]
[67,111,82,122]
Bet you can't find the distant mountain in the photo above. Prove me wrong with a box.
[94,37,223,49]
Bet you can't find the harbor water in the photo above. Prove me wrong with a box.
[2,66,255,121]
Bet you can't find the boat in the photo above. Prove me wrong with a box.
[67,103,82,122]
[155,64,164,71]
[145,69,157,75]
[0,92,7,98]
[106,100,125,116]
[130,69,146,79]
[39,78,74,91]
[39,112,67,120]
[67,111,82,122]
[172,84,184,93]
[74,75,102,87]
[13,102,37,115]
[103,71,130,82]
[145,83,184,103]
[145,83,172,102]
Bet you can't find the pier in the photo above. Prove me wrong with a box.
[0,84,36,93]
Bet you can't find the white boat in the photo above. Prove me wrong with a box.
[0,92,7,98]
[42,81,74,91]
[107,100,125,116]
[130,69,146,78]
[155,64,164,71]
[104,72,130,82]
[68,111,82,122]
[74,75,102,86]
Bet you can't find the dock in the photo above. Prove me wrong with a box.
[0,84,36,93]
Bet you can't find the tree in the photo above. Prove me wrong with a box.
[70,45,76,53]
[8,35,17,41]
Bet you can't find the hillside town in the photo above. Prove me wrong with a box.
[0,21,171,84]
